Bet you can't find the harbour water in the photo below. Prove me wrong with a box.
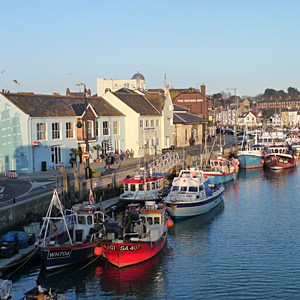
[8,166,300,299]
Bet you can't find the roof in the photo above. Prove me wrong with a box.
[131,72,145,80]
[173,112,208,124]
[112,92,161,116]
[1,93,124,117]
[144,94,166,113]
[173,104,188,112]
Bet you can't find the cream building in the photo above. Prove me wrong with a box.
[97,72,146,96]
[102,86,173,158]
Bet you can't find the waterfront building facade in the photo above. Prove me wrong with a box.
[102,86,174,158]
[0,93,124,173]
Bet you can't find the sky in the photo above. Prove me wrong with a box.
[1,0,300,98]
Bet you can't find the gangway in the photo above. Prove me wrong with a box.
[148,151,181,175]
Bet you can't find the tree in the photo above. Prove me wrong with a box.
[93,144,101,160]
[287,86,299,98]
[264,88,277,99]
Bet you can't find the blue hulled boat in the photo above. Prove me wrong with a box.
[237,144,265,169]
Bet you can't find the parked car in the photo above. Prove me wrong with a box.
[224,129,234,135]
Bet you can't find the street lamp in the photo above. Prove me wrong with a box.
[76,82,91,179]
[226,88,238,152]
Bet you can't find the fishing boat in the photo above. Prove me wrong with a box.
[35,189,111,270]
[263,145,296,170]
[163,168,225,219]
[95,201,173,268]
[119,171,165,203]
[201,157,238,184]
[258,131,286,147]
[237,144,266,169]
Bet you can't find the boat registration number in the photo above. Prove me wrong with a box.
[48,250,71,259]
[102,244,142,251]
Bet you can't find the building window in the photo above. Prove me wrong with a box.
[140,120,143,128]
[156,138,159,146]
[52,123,61,140]
[66,122,74,138]
[115,139,120,151]
[156,120,159,126]
[96,121,99,136]
[87,120,93,139]
[145,120,149,127]
[113,121,120,135]
[103,121,109,136]
[37,123,46,140]
[151,120,154,127]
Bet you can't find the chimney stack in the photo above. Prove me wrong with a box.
[164,84,169,97]
[201,83,206,96]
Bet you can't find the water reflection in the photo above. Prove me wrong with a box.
[99,249,166,298]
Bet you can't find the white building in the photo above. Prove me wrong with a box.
[97,72,146,96]
[102,86,173,158]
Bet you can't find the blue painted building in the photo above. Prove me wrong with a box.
[0,93,124,173]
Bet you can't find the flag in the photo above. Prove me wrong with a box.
[89,189,95,205]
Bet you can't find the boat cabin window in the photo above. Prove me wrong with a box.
[154,217,160,225]
[78,215,86,225]
[188,186,198,192]
[151,182,155,190]
[139,184,143,191]
[87,215,93,225]
[124,184,128,191]
[131,184,136,191]
[180,186,187,192]
[157,180,161,189]
[171,186,179,192]
[140,216,146,223]
[147,217,153,225]
[147,183,150,190]
[199,185,204,191]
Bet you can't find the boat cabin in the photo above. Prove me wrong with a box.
[122,175,164,193]
[73,205,106,243]
[268,145,290,154]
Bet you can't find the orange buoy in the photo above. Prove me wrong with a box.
[204,174,207,178]
[261,159,265,164]
[294,158,297,162]
[94,246,103,256]
[166,219,174,228]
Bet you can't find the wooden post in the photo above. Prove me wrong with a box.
[74,169,80,198]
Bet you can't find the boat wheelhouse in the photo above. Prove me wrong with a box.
[119,173,165,203]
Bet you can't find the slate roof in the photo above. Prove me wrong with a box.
[173,104,188,112]
[112,92,161,116]
[1,93,124,117]
[144,94,165,114]
[173,112,208,124]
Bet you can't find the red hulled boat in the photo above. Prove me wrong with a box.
[263,145,296,170]
[96,201,173,268]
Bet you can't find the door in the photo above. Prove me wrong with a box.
[51,146,61,165]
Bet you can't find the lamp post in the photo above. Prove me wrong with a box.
[226,88,238,152]
[76,82,91,179]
